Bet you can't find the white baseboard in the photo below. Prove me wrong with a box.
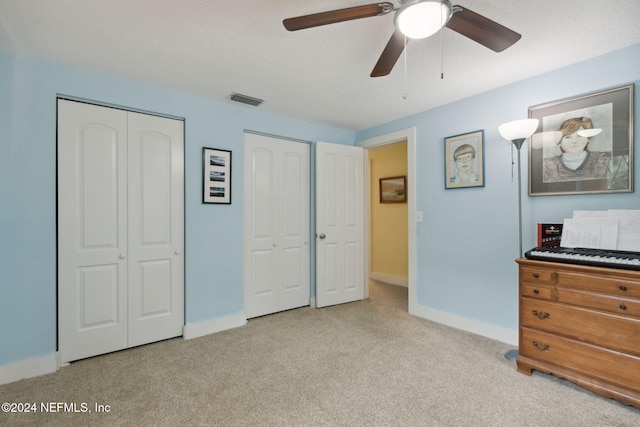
[412,304,518,346]
[183,312,247,340]
[0,353,58,385]
[1,313,249,385]
[370,272,408,287]
[1,307,514,385]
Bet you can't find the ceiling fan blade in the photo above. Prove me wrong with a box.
[446,6,521,52]
[371,30,406,77]
[283,3,393,31]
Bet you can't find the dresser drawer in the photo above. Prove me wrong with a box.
[521,283,553,300]
[556,288,640,316]
[519,327,640,393]
[520,266,555,286]
[557,271,640,299]
[520,298,640,357]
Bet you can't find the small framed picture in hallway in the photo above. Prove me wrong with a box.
[203,147,232,204]
[379,176,407,203]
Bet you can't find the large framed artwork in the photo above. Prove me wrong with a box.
[203,147,232,204]
[528,84,634,196]
[444,130,484,189]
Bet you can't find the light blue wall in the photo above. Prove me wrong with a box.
[2,44,639,368]
[0,50,353,366]
[357,43,640,331]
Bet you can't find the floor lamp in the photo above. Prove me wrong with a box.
[498,118,539,362]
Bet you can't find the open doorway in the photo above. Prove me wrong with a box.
[368,141,408,310]
[358,128,417,314]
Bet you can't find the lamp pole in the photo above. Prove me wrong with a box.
[512,138,525,258]
[498,118,538,363]
[503,137,526,363]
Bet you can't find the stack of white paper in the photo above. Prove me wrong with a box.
[560,210,640,252]
[608,210,640,251]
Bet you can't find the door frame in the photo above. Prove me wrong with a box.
[357,127,417,314]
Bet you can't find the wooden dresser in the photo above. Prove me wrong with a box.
[516,258,640,408]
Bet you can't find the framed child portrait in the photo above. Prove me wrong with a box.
[444,130,485,189]
[528,84,633,196]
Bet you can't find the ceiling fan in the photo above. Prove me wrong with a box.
[283,0,521,77]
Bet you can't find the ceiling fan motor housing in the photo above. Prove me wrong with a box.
[395,0,453,39]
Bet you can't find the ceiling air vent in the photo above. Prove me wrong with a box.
[230,93,264,107]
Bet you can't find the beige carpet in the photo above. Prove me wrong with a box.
[1,282,638,426]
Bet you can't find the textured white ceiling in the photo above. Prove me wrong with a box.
[0,0,639,130]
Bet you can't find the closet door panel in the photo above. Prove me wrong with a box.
[244,141,280,317]
[244,133,310,318]
[58,100,128,363]
[279,142,310,304]
[58,101,184,362]
[127,112,184,347]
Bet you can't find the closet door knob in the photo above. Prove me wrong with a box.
[119,254,126,260]
[318,233,326,239]
[175,250,181,255]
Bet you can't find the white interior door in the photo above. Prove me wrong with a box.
[58,99,184,363]
[244,133,310,318]
[58,101,129,362]
[316,142,365,307]
[127,112,184,347]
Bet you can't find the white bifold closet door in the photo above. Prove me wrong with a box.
[244,133,310,319]
[57,99,184,363]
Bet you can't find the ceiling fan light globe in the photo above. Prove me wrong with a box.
[395,0,452,39]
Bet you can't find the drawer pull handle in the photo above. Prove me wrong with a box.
[533,273,539,278]
[532,310,550,320]
[532,341,549,351]
[620,304,627,310]
[533,289,539,294]
[619,286,627,291]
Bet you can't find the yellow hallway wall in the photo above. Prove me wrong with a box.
[369,141,408,280]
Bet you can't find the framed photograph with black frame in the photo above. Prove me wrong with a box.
[528,84,634,196]
[203,147,232,204]
[444,130,484,189]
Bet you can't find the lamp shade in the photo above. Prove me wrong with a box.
[498,119,539,142]
[395,0,452,39]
